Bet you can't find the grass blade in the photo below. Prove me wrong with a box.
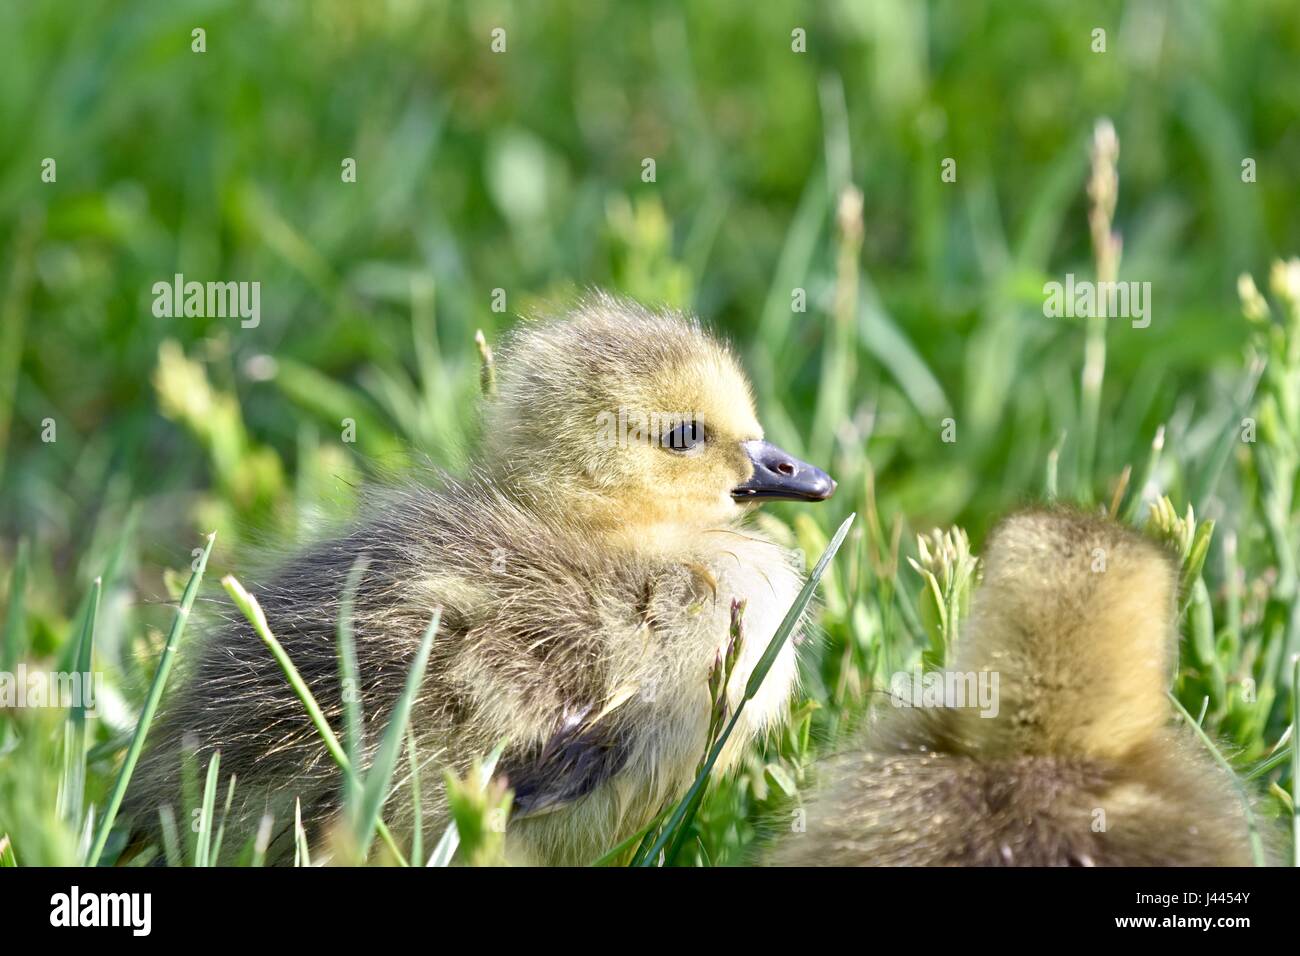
[1245,743,1290,781]
[60,576,101,829]
[224,575,348,766]
[1044,431,1065,500]
[178,738,201,864]
[587,805,672,867]
[355,609,439,857]
[85,532,215,866]
[209,773,238,867]
[76,806,96,863]
[194,751,220,867]
[635,513,856,866]
[748,514,855,700]
[407,727,422,865]
[426,818,457,867]
[157,806,182,868]
[337,556,370,828]
[222,573,409,865]
[122,845,159,867]
[251,813,273,868]
[1192,356,1265,509]
[1292,654,1298,866]
[1,537,28,672]
[1122,425,1166,523]
[293,798,310,867]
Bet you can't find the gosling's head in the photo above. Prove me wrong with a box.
[481,294,834,541]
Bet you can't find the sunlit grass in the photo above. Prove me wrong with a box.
[1,0,1299,868]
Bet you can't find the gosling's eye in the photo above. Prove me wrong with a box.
[662,419,706,453]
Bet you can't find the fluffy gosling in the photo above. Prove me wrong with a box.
[127,294,835,865]
[774,508,1265,867]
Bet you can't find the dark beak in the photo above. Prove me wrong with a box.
[731,440,836,502]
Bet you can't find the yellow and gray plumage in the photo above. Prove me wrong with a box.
[126,294,835,865]
[775,508,1267,867]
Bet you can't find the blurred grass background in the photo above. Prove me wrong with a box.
[2,0,1299,865]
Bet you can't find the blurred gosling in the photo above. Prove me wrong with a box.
[774,508,1267,867]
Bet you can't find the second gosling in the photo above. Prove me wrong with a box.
[775,509,1265,867]
[126,294,835,865]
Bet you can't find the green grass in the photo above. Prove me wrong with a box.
[221,574,416,865]
[2,0,1299,866]
[85,531,212,866]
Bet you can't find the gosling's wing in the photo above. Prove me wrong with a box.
[385,474,653,819]
[497,705,630,818]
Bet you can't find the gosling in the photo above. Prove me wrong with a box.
[774,508,1265,867]
[126,294,835,865]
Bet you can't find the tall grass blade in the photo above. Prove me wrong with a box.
[1192,356,1264,509]
[76,806,95,864]
[1122,425,1165,523]
[407,727,422,865]
[179,738,201,864]
[337,556,369,828]
[195,751,220,867]
[209,774,238,867]
[355,609,439,857]
[636,513,855,866]
[85,532,215,866]
[1,537,28,672]
[251,813,273,868]
[60,577,101,829]
[294,798,310,867]
[157,806,182,868]
[1292,654,1298,866]
[1245,740,1291,780]
[222,574,409,865]
[587,805,672,867]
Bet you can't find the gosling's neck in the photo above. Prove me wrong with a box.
[526,500,743,562]
[599,517,739,559]
[483,461,752,561]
